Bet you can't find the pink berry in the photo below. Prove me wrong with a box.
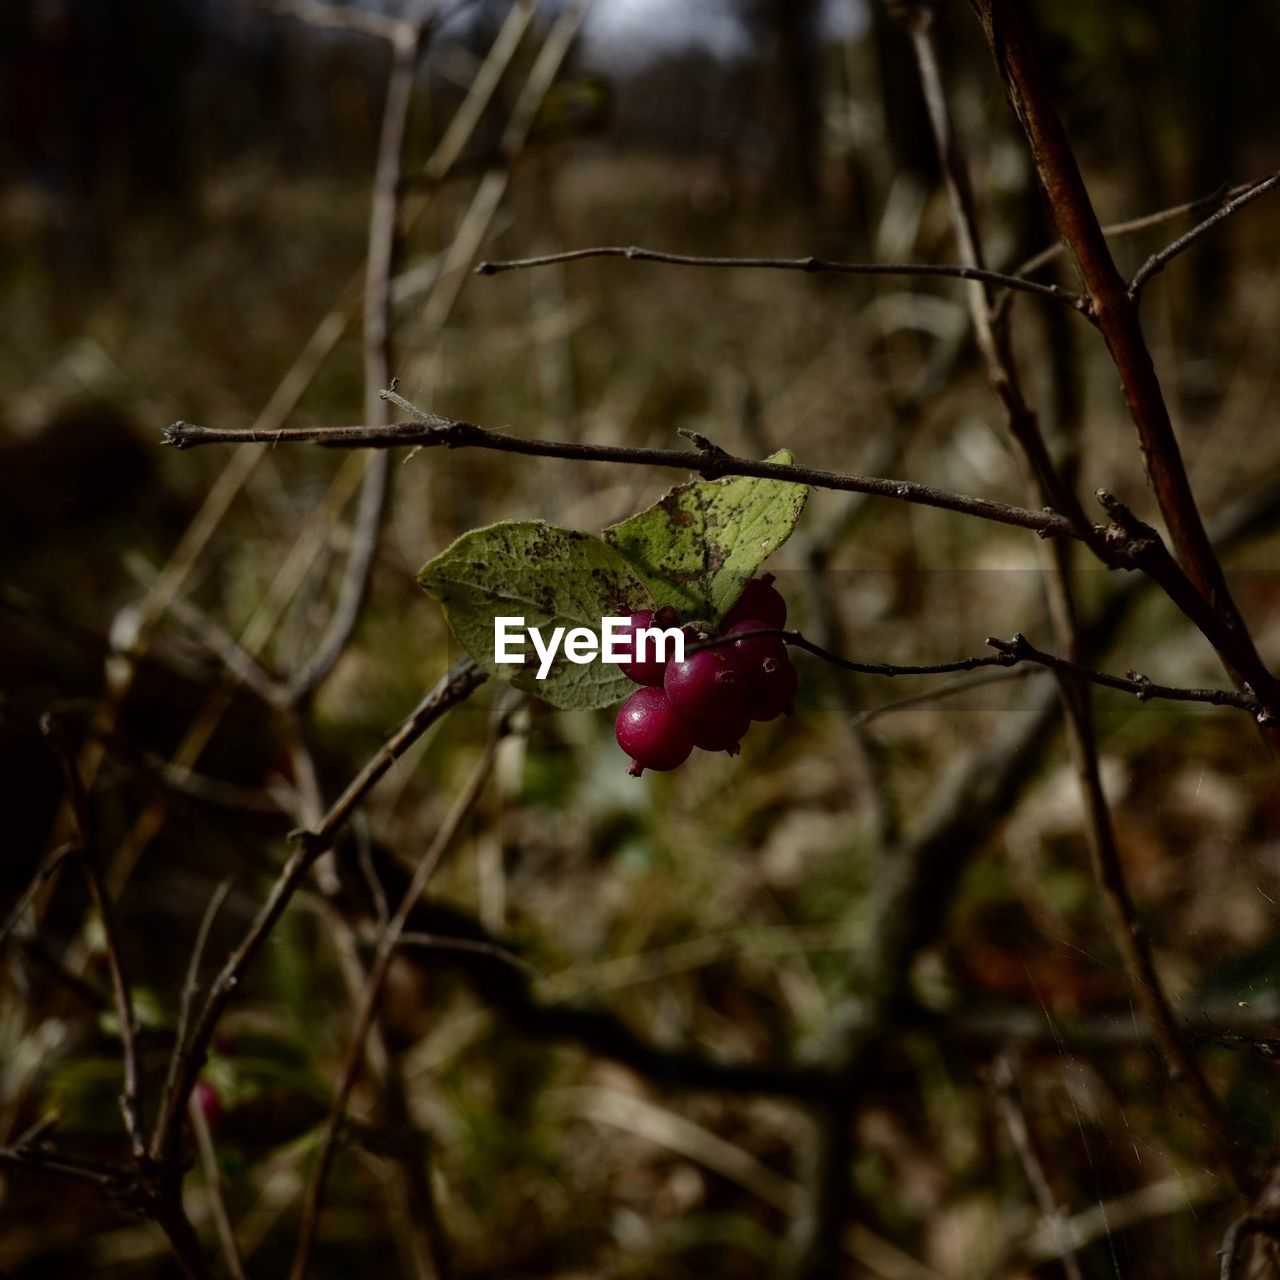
[691,703,751,755]
[726,619,788,692]
[615,687,695,775]
[619,605,681,686]
[664,646,745,722]
[195,1080,224,1128]
[723,574,786,630]
[747,654,799,721]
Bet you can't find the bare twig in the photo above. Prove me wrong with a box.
[283,10,429,704]
[189,1093,247,1280]
[474,244,1090,312]
[998,175,1273,321]
[148,660,486,1172]
[849,668,1036,725]
[40,717,145,1159]
[971,0,1280,732]
[274,0,414,44]
[1219,1214,1280,1280]
[155,880,234,1170]
[165,403,1277,717]
[0,843,77,950]
[981,633,1260,714]
[291,721,503,1280]
[935,0,1245,1185]
[689,626,1259,716]
[396,931,540,979]
[164,413,1083,541]
[0,1144,130,1191]
[992,1055,1085,1280]
[166,595,285,706]
[1130,172,1279,297]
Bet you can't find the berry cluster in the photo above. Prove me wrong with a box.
[614,575,797,775]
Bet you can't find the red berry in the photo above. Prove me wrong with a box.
[747,654,799,721]
[195,1080,224,1128]
[723,574,786,630]
[726,619,788,691]
[691,703,751,755]
[664,646,745,722]
[615,687,695,775]
[619,610,666,686]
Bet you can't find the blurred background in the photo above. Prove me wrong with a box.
[4,1,1280,1276]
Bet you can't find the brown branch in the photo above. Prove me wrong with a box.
[147,660,486,1173]
[291,718,504,1280]
[40,716,146,1159]
[188,1093,247,1280]
[474,243,1090,312]
[0,842,77,950]
[283,15,430,704]
[690,626,1259,715]
[992,1055,1085,1280]
[1001,174,1273,320]
[155,880,234,1176]
[0,1144,130,1191]
[929,0,1244,1188]
[1130,172,1280,298]
[166,594,285,706]
[163,415,1084,541]
[164,403,1276,715]
[971,0,1280,733]
[274,0,415,44]
[1220,1214,1280,1280]
[849,668,1036,725]
[981,634,1260,715]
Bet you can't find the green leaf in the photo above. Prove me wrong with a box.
[418,520,652,711]
[603,449,809,619]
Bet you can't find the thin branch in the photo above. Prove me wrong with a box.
[164,414,1083,542]
[689,627,1260,717]
[166,595,285,706]
[41,717,145,1159]
[971,0,1280,732]
[1002,175,1271,311]
[396,931,540,980]
[283,10,430,704]
[982,633,1261,714]
[0,842,78,950]
[474,244,1090,312]
[849,668,1037,725]
[292,721,502,1280]
[992,1056,1085,1280]
[148,660,486,1172]
[189,1093,247,1280]
[155,880,234,1170]
[164,405,1275,711]
[936,1,1246,1191]
[1220,1214,1280,1280]
[1130,172,1279,298]
[0,1144,130,1192]
[274,0,416,45]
